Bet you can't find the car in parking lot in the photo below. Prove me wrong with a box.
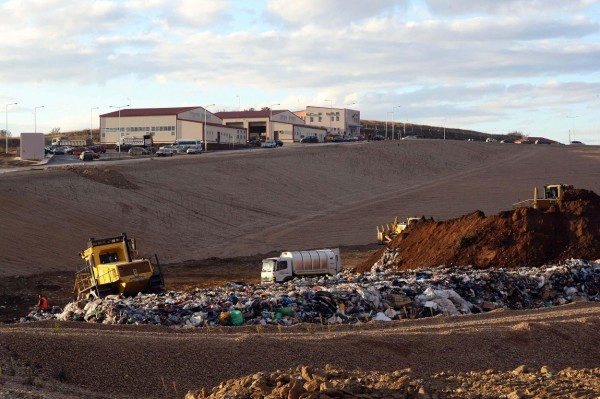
[128,147,151,156]
[186,145,203,154]
[79,151,98,161]
[156,147,175,157]
[535,139,550,145]
[485,138,498,143]
[570,141,585,145]
[261,140,278,148]
[275,140,284,147]
[500,139,514,144]
[70,146,89,156]
[300,136,319,143]
[372,135,385,141]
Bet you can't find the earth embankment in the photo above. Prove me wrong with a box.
[1,142,599,278]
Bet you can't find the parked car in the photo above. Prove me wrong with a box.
[300,136,319,143]
[332,135,345,142]
[500,139,514,144]
[275,140,284,147]
[71,147,88,156]
[519,140,533,144]
[402,135,419,140]
[486,138,498,143]
[372,135,385,141]
[261,140,278,148]
[570,141,585,145]
[186,145,203,154]
[535,139,550,145]
[116,144,133,152]
[62,146,74,154]
[86,145,106,153]
[79,151,98,161]
[156,147,175,157]
[344,136,359,142]
[248,139,262,147]
[128,147,150,156]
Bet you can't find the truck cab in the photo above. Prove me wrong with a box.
[261,258,291,283]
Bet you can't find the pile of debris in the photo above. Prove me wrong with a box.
[21,259,600,327]
[359,188,600,272]
[185,365,600,399]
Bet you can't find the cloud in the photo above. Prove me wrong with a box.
[424,0,600,16]
[263,0,407,27]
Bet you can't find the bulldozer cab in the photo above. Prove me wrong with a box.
[74,233,164,300]
[544,184,566,200]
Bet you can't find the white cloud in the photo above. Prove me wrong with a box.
[263,0,406,27]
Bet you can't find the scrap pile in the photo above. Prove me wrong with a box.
[22,259,600,327]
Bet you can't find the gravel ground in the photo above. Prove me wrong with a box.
[1,302,599,398]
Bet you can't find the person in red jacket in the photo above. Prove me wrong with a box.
[36,293,48,312]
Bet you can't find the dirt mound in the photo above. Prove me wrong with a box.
[63,165,139,189]
[185,364,600,399]
[358,189,600,272]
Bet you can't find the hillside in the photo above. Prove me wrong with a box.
[1,141,599,278]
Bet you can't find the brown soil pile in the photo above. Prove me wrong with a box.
[358,189,600,273]
[186,364,600,399]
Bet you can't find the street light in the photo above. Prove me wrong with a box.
[325,99,334,134]
[392,106,401,139]
[109,104,130,151]
[386,112,393,139]
[270,103,280,139]
[90,107,99,142]
[566,115,579,143]
[204,104,215,151]
[346,102,356,136]
[34,106,44,133]
[5,102,17,155]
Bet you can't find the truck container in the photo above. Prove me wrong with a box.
[261,248,342,283]
[51,137,89,147]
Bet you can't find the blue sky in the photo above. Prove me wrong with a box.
[1,0,599,144]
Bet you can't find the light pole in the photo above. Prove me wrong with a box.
[386,112,393,139]
[34,106,44,133]
[90,107,99,142]
[392,106,401,140]
[270,103,280,139]
[346,102,356,136]
[5,102,17,154]
[204,104,215,151]
[325,99,334,134]
[109,104,129,151]
[566,115,578,143]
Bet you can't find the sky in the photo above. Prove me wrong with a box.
[1,0,599,144]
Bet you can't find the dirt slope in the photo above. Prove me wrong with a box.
[1,142,600,278]
[359,188,600,272]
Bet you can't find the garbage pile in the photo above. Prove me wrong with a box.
[21,259,600,327]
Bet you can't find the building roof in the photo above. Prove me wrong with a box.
[100,107,200,117]
[215,110,284,119]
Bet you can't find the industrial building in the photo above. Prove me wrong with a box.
[296,106,361,136]
[99,107,246,147]
[216,110,327,143]
[99,105,358,147]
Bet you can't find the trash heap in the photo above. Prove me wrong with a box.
[21,259,600,327]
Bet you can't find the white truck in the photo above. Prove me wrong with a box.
[261,248,342,283]
[51,138,88,146]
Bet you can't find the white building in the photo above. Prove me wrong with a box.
[216,110,327,143]
[99,107,247,148]
[298,106,361,137]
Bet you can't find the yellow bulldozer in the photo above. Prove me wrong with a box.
[73,233,164,300]
[377,216,420,245]
[512,184,573,210]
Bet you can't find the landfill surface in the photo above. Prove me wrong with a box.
[359,189,600,273]
[21,259,600,328]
